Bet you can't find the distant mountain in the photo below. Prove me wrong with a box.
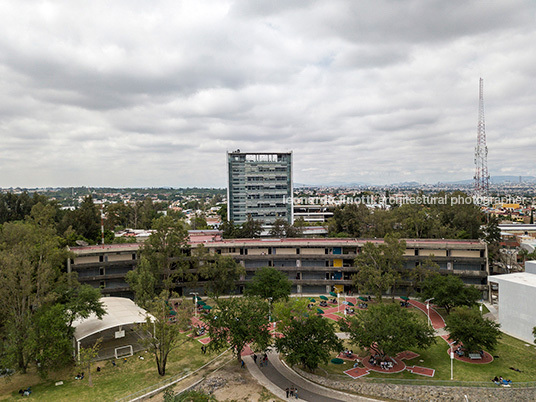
[438,176,536,185]
[389,181,420,187]
[490,175,536,184]
[294,182,370,188]
[295,176,536,188]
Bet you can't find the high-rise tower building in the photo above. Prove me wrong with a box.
[227,151,293,224]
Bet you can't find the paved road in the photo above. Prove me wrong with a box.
[245,350,377,402]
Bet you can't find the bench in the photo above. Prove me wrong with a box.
[469,353,482,360]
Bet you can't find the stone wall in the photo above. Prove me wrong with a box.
[294,367,536,401]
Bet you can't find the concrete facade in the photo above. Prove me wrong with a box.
[489,261,536,343]
[69,237,488,299]
[227,151,293,224]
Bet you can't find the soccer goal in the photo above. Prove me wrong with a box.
[115,345,133,359]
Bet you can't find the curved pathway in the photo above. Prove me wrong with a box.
[409,299,493,363]
[244,350,378,402]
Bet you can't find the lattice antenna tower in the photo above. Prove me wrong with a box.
[474,78,489,197]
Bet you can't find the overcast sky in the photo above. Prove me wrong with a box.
[1,0,535,188]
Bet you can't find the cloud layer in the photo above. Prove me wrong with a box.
[1,0,535,187]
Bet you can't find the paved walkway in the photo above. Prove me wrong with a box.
[409,299,494,364]
[245,350,378,402]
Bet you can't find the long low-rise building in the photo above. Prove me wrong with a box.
[68,235,488,298]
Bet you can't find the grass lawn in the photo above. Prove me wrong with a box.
[319,330,536,385]
[0,333,224,401]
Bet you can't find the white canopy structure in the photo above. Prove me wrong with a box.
[73,297,154,360]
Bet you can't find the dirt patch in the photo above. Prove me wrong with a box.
[156,361,282,402]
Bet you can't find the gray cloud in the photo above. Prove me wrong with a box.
[0,0,535,188]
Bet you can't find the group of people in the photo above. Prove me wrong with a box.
[285,386,299,399]
[345,307,355,314]
[253,353,269,367]
[368,356,393,370]
[17,387,32,396]
[74,372,85,380]
[342,349,354,358]
[399,301,410,307]
[454,345,464,357]
[492,376,513,386]
[319,300,328,307]
[195,325,206,337]
[358,302,368,309]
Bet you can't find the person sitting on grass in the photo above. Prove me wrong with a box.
[500,377,512,386]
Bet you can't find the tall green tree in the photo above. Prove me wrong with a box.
[141,216,189,293]
[244,267,292,302]
[445,307,501,353]
[275,315,342,371]
[406,257,440,296]
[74,195,101,242]
[125,256,157,308]
[420,274,481,315]
[208,297,271,361]
[341,303,435,361]
[139,293,193,376]
[352,235,406,301]
[273,297,310,331]
[327,203,370,237]
[0,204,105,374]
[238,215,263,238]
[104,202,133,231]
[199,255,245,298]
[78,338,102,387]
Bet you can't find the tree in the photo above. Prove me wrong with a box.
[74,195,101,242]
[139,293,193,376]
[420,274,481,315]
[78,338,102,387]
[190,213,209,230]
[340,303,435,361]
[0,204,105,374]
[275,315,342,371]
[221,220,239,239]
[352,235,406,301]
[482,215,500,263]
[199,255,245,298]
[142,216,189,292]
[104,202,132,231]
[238,215,263,238]
[269,218,287,237]
[125,256,157,308]
[406,257,439,296]
[207,297,271,361]
[327,203,370,237]
[244,267,292,302]
[269,218,304,238]
[273,298,310,331]
[445,307,501,353]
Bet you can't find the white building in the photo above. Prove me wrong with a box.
[489,261,536,343]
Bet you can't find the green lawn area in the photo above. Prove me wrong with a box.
[319,310,536,385]
[0,333,224,401]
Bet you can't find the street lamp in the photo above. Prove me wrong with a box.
[190,292,199,318]
[425,298,435,328]
[449,341,455,380]
[267,297,273,334]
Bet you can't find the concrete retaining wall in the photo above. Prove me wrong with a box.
[294,367,536,401]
